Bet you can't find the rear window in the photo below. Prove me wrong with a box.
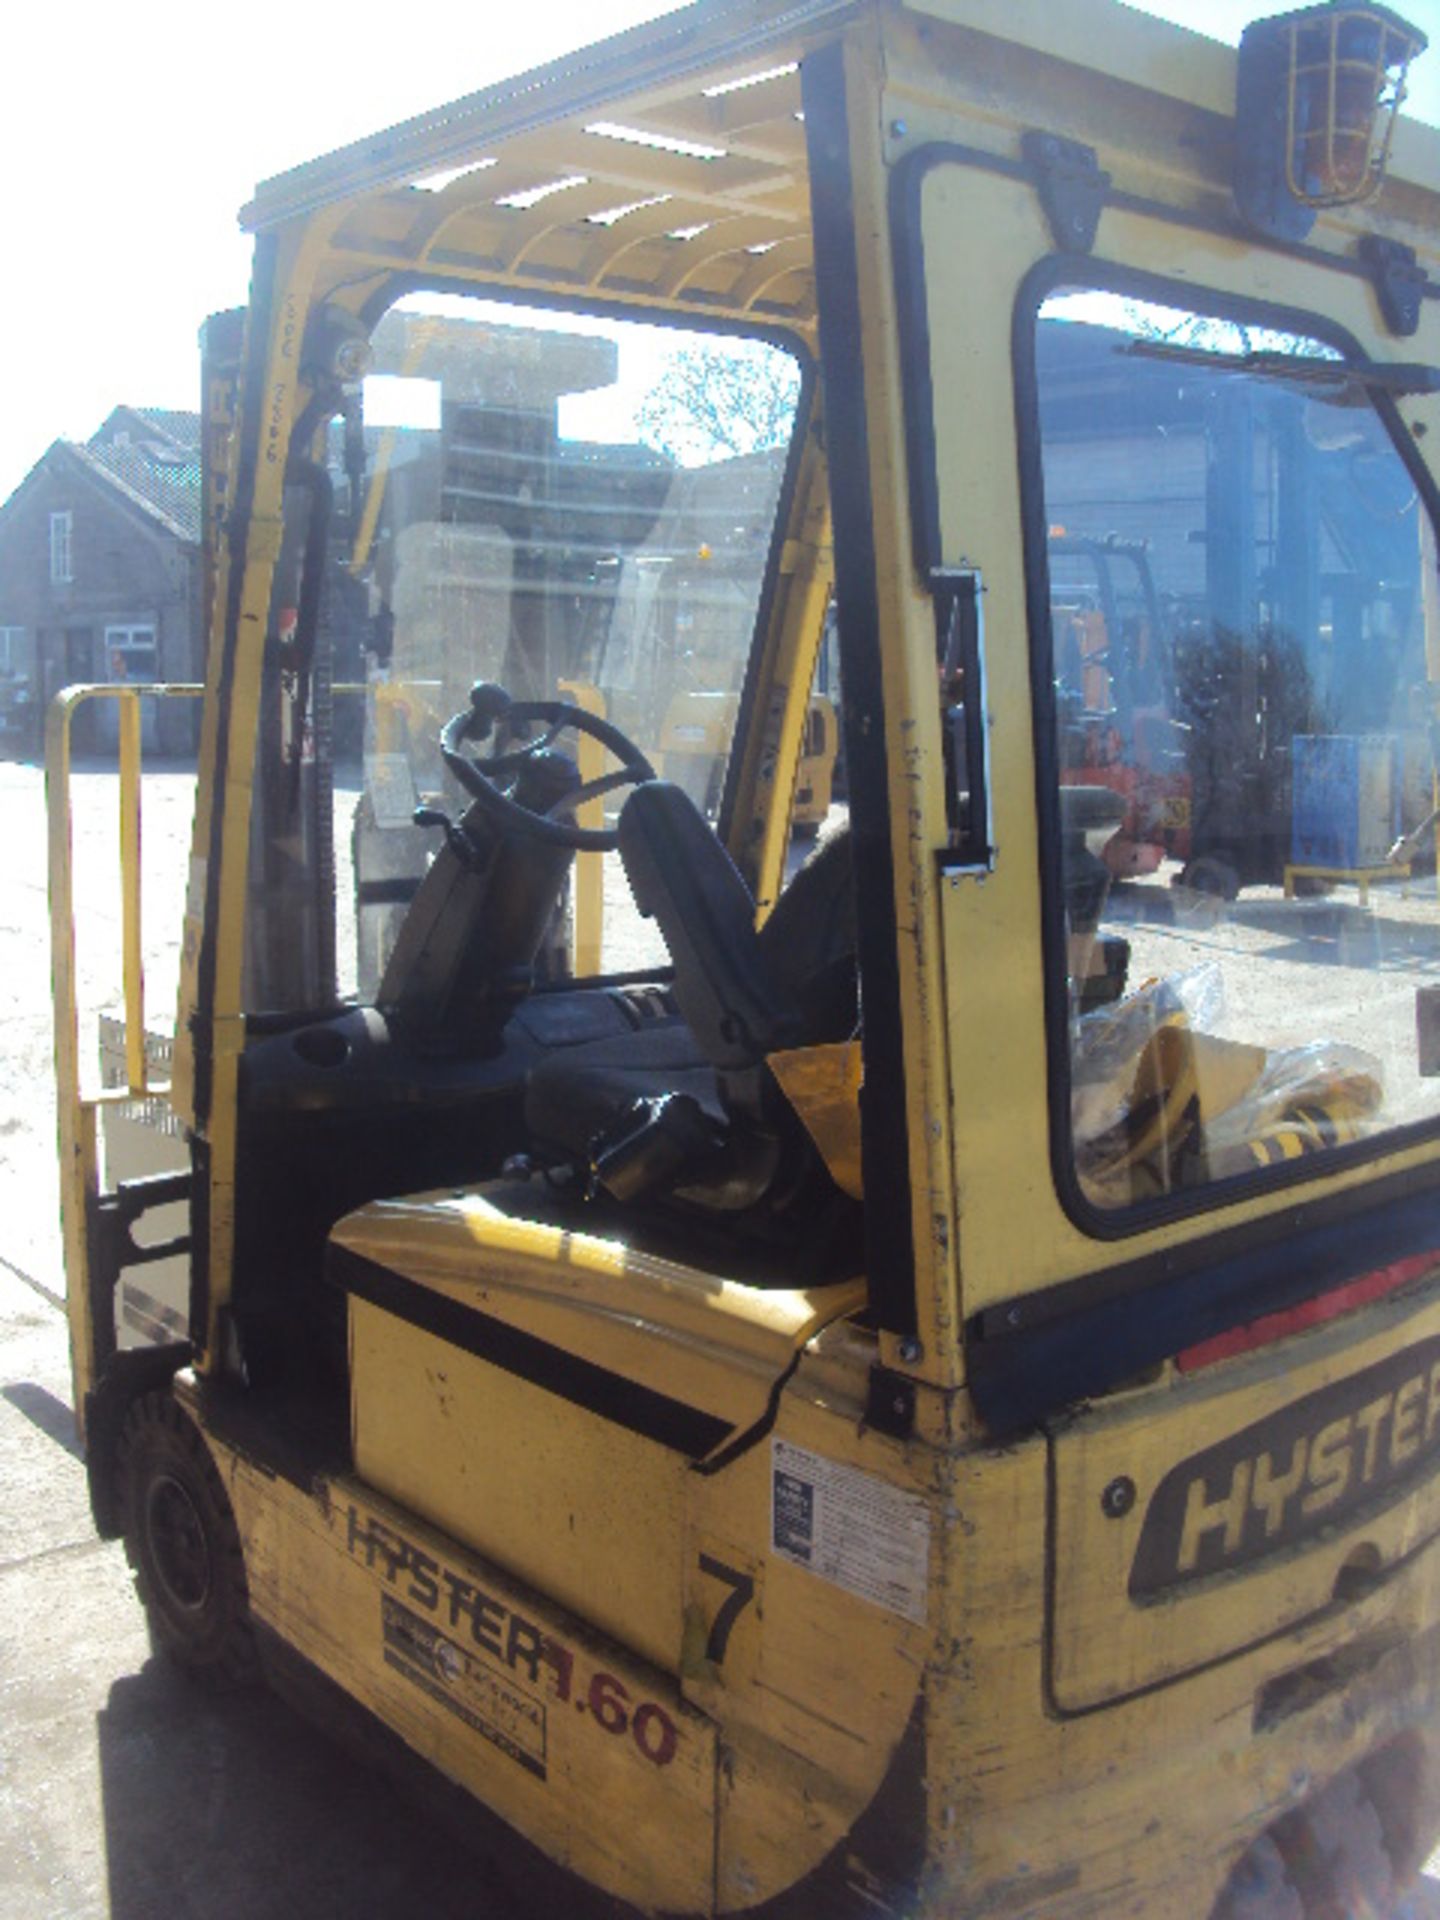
[1030,285,1440,1215]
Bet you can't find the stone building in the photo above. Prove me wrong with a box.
[0,406,202,754]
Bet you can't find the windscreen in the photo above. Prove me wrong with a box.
[1032,287,1440,1214]
[306,292,804,999]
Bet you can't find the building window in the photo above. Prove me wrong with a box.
[0,627,22,672]
[50,511,73,585]
[104,624,158,682]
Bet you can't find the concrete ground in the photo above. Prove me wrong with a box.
[0,1265,522,1920]
[4,750,1440,1918]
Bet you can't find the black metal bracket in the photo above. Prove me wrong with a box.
[1358,236,1426,339]
[355,874,423,908]
[864,1365,917,1439]
[85,1169,193,1379]
[1024,132,1109,254]
[91,1170,194,1278]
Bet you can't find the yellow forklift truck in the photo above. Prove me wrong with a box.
[48,2,1440,1913]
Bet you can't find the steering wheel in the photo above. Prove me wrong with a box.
[440,682,656,852]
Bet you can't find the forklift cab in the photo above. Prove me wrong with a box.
[48,3,1440,1915]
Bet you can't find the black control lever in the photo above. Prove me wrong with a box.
[413,804,486,870]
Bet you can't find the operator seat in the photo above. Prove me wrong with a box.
[619,780,856,1068]
[523,783,856,1212]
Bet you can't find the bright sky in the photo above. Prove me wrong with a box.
[0,0,1436,505]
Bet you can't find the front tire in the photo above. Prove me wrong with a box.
[117,1391,259,1688]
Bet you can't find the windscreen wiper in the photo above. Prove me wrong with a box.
[1124,338,1440,397]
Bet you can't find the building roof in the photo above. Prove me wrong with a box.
[129,406,202,449]
[67,439,200,545]
[0,422,199,548]
[79,433,201,544]
[90,404,201,454]
[57,404,201,542]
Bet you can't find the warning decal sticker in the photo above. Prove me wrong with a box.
[383,1595,548,1779]
[771,1438,930,1624]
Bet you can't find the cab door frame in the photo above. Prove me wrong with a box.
[885,101,1440,1424]
[801,32,964,1396]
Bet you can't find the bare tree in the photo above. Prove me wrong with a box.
[1134,307,1256,354]
[636,341,801,465]
[1121,297,1333,362]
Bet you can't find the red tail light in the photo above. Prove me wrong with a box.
[1177,1252,1440,1373]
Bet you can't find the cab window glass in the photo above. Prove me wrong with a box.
[346,295,803,997]
[1034,287,1440,1212]
[243,291,804,1012]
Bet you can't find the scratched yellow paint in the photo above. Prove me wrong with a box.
[210,1419,718,1910]
[334,1191,864,1443]
[351,1300,693,1672]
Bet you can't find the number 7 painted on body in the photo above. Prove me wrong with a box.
[698,1553,756,1665]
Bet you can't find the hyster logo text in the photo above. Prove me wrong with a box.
[1129,1336,1440,1598]
[344,1505,549,1682]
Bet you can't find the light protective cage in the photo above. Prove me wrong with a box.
[1235,3,1427,237]
[1285,3,1425,204]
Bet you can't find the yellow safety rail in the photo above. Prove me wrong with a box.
[47,684,202,1433]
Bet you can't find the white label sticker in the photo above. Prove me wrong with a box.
[771,1438,930,1625]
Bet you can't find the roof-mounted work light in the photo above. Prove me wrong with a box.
[1234,3,1426,240]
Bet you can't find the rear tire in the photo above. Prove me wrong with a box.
[1213,1743,1437,1920]
[1211,1836,1304,1920]
[1277,1765,1395,1920]
[1362,1732,1440,1888]
[117,1390,259,1689]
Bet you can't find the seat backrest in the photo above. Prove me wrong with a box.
[618,782,803,1069]
[756,819,857,1045]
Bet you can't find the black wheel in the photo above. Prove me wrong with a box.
[1277,1765,1395,1920]
[117,1391,259,1688]
[1211,1835,1303,1920]
[1212,1740,1439,1920]
[1177,853,1241,901]
[1362,1732,1440,1888]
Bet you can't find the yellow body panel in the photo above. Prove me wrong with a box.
[334,1191,865,1435]
[339,1192,864,1669]
[768,1042,863,1198]
[352,1301,692,1673]
[1050,1275,1440,1709]
[192,1252,932,1914]
[215,1437,720,1910]
[193,1282,1440,1915]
